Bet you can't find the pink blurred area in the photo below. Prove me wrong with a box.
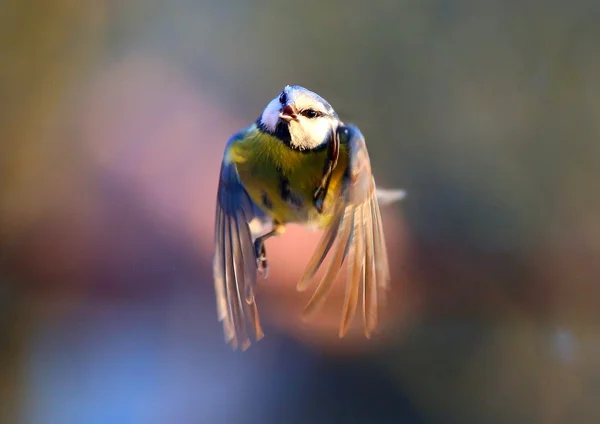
[2,54,410,350]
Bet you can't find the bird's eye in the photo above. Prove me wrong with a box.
[279,92,287,104]
[302,109,319,118]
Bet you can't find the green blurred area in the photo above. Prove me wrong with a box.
[2,1,600,423]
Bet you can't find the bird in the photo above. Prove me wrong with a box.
[213,85,405,350]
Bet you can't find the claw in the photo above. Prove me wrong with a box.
[254,240,269,279]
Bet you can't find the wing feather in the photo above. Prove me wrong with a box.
[234,206,264,339]
[296,205,345,291]
[339,204,363,337]
[300,124,399,338]
[213,131,265,350]
[372,190,391,291]
[302,207,354,317]
[363,197,378,336]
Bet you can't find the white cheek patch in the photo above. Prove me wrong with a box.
[260,98,280,132]
[288,123,304,146]
[304,118,333,144]
[310,119,333,143]
[289,117,338,149]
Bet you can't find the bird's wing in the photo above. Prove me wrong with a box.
[298,124,393,338]
[214,131,264,350]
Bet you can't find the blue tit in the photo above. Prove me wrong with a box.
[214,85,405,350]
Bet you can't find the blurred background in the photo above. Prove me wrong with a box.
[2,1,600,423]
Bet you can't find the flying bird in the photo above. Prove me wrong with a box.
[213,85,405,350]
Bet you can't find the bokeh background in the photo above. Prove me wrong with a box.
[2,1,600,423]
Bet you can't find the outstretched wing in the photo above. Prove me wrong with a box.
[297,124,394,338]
[214,132,264,350]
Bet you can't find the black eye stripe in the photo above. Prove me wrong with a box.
[279,92,287,104]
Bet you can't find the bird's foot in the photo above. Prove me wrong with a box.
[254,240,269,279]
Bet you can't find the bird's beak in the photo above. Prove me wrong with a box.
[279,105,298,122]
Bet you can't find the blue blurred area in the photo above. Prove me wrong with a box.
[2,1,600,423]
[23,298,422,424]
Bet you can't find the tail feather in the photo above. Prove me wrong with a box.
[375,188,406,206]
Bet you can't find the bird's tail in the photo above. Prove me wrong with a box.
[375,187,406,206]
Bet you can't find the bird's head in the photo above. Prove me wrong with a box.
[259,85,340,150]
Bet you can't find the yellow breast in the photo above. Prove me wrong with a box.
[228,126,348,226]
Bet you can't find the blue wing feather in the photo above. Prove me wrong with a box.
[214,129,265,350]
